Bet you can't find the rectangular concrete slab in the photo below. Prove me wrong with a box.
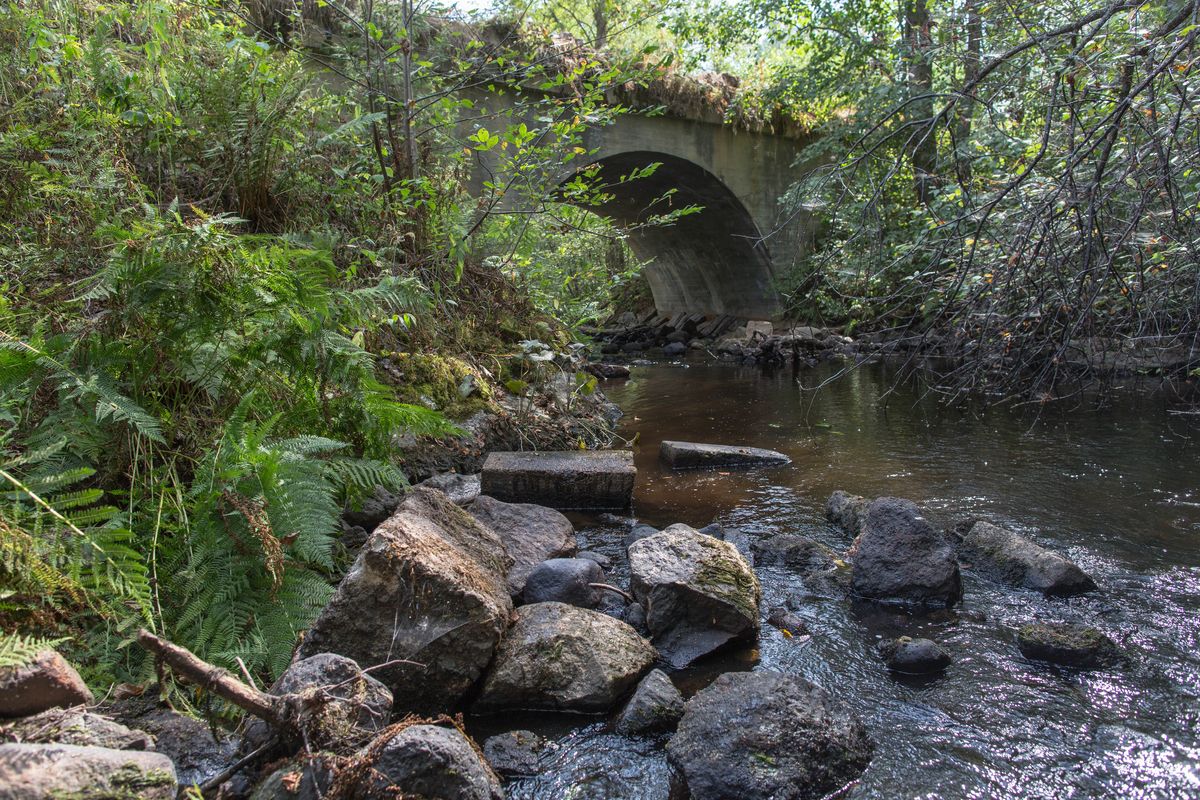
[481,450,636,510]
[660,440,791,470]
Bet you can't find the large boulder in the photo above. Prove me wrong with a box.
[0,708,153,750]
[475,602,656,712]
[850,497,962,608]
[0,650,93,718]
[615,669,684,736]
[351,724,503,800]
[1017,623,1119,669]
[299,487,513,713]
[243,653,393,753]
[522,558,603,608]
[667,671,873,800]
[825,491,870,537]
[467,495,577,596]
[0,743,177,799]
[628,524,761,668]
[960,521,1095,596]
[659,441,790,470]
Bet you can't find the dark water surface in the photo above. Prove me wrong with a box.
[475,360,1200,800]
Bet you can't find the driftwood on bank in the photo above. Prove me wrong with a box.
[136,629,292,732]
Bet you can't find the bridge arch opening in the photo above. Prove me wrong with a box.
[560,151,781,320]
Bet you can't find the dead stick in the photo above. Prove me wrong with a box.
[589,583,634,603]
[136,629,289,731]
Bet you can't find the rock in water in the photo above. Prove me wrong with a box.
[752,535,838,574]
[0,743,177,799]
[1017,623,1119,669]
[850,498,962,608]
[615,669,684,736]
[0,650,93,718]
[877,637,952,674]
[243,653,392,754]
[659,441,790,470]
[299,488,513,713]
[522,558,603,608]
[474,602,656,712]
[825,490,870,536]
[628,524,761,668]
[960,521,1095,596]
[467,495,576,596]
[667,671,873,800]
[353,724,502,800]
[481,730,545,777]
[480,450,636,510]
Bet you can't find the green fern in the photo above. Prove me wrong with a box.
[0,631,68,668]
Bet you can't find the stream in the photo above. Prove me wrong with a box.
[471,360,1200,799]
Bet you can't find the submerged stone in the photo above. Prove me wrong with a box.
[960,521,1096,596]
[877,636,952,674]
[1017,623,1119,669]
[659,440,790,470]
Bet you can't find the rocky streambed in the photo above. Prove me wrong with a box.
[3,359,1198,799]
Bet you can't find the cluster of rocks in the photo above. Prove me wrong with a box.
[822,490,1115,673]
[586,311,862,368]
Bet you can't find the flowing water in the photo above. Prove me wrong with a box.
[470,360,1200,800]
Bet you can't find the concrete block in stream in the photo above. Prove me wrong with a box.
[481,450,635,510]
[660,440,790,470]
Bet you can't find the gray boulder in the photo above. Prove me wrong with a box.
[299,488,513,713]
[243,653,392,753]
[1017,623,1119,669]
[667,671,873,800]
[615,669,684,736]
[467,495,576,596]
[960,521,1095,596]
[660,441,790,470]
[353,724,503,800]
[475,602,656,712]
[628,524,761,668]
[522,558,603,608]
[417,472,482,506]
[878,637,952,674]
[113,708,235,789]
[0,743,176,799]
[0,650,93,718]
[0,708,152,750]
[576,550,613,570]
[850,497,962,608]
[825,490,870,536]
[481,730,545,777]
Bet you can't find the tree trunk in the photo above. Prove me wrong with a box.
[902,0,937,205]
[954,0,982,183]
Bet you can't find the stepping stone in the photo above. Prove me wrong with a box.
[660,440,790,470]
[481,450,635,510]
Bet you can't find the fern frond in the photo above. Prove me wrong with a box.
[0,632,68,668]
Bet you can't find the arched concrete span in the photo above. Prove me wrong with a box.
[467,92,819,321]
[560,151,777,319]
